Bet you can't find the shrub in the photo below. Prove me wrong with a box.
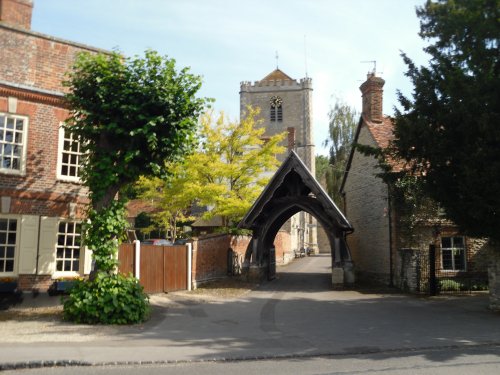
[439,279,462,291]
[63,272,150,324]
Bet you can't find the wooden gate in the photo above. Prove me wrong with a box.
[118,243,135,275]
[118,244,188,293]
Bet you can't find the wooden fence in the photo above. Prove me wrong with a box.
[118,244,188,293]
[117,234,253,293]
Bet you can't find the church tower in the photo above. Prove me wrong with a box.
[240,68,317,257]
[240,69,315,176]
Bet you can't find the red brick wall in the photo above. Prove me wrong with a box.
[0,97,89,217]
[0,0,33,30]
[0,24,104,93]
[191,234,232,284]
[273,230,292,264]
[0,24,101,217]
[191,233,292,286]
[17,274,51,291]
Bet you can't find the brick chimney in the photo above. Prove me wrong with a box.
[0,0,33,29]
[359,73,385,123]
[287,127,295,151]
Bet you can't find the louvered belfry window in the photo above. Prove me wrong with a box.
[270,96,283,122]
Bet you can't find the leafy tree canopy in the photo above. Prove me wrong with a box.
[140,107,286,231]
[386,0,500,240]
[190,108,286,227]
[64,49,208,210]
[321,99,358,205]
[136,161,198,242]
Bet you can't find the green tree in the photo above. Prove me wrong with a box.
[386,0,500,241]
[323,99,358,205]
[136,162,197,242]
[62,49,207,323]
[377,0,499,309]
[188,107,286,228]
[315,154,330,183]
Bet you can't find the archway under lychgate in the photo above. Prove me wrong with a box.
[238,151,354,286]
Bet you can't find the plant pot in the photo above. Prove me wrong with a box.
[0,282,17,293]
[54,281,76,293]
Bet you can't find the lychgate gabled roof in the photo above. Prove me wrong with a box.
[239,150,352,231]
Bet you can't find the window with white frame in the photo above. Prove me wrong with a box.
[0,218,17,273]
[0,113,27,174]
[58,127,82,181]
[441,236,466,271]
[56,221,82,272]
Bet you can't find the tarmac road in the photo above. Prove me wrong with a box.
[3,346,500,375]
[0,254,499,371]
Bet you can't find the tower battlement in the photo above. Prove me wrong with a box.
[240,78,302,91]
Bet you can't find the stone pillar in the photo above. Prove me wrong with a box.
[488,246,500,311]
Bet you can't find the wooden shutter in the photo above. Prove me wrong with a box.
[37,217,58,275]
[18,215,39,274]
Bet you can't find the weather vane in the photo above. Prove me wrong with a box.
[275,50,279,69]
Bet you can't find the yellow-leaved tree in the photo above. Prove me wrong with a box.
[137,107,286,235]
[136,160,198,241]
[190,107,286,228]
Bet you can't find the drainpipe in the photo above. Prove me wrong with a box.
[388,186,394,287]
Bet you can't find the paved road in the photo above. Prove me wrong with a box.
[4,346,500,375]
[1,254,499,371]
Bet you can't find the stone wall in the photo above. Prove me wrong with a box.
[317,225,330,254]
[343,125,391,284]
[488,245,500,311]
[395,235,491,294]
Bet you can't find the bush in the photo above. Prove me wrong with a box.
[63,273,150,324]
[439,279,463,291]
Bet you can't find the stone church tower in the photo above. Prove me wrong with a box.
[240,69,317,256]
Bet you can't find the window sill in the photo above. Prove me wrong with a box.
[0,169,26,177]
[56,176,83,184]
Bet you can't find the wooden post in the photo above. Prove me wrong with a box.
[134,240,141,280]
[187,243,192,291]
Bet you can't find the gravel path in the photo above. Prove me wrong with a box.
[0,279,257,343]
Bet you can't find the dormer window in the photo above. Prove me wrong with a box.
[270,96,283,122]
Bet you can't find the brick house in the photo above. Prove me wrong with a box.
[0,0,106,291]
[340,72,489,290]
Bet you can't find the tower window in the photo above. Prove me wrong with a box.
[270,96,283,122]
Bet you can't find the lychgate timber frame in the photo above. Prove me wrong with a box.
[238,151,355,285]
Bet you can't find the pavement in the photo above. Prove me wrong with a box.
[0,254,499,371]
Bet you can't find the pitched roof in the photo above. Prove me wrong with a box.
[239,150,352,231]
[191,215,223,228]
[366,116,394,148]
[125,199,158,218]
[340,115,401,193]
[260,68,294,82]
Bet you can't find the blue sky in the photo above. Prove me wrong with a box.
[32,0,428,155]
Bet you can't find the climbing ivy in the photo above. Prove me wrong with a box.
[84,199,128,273]
[62,49,207,324]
